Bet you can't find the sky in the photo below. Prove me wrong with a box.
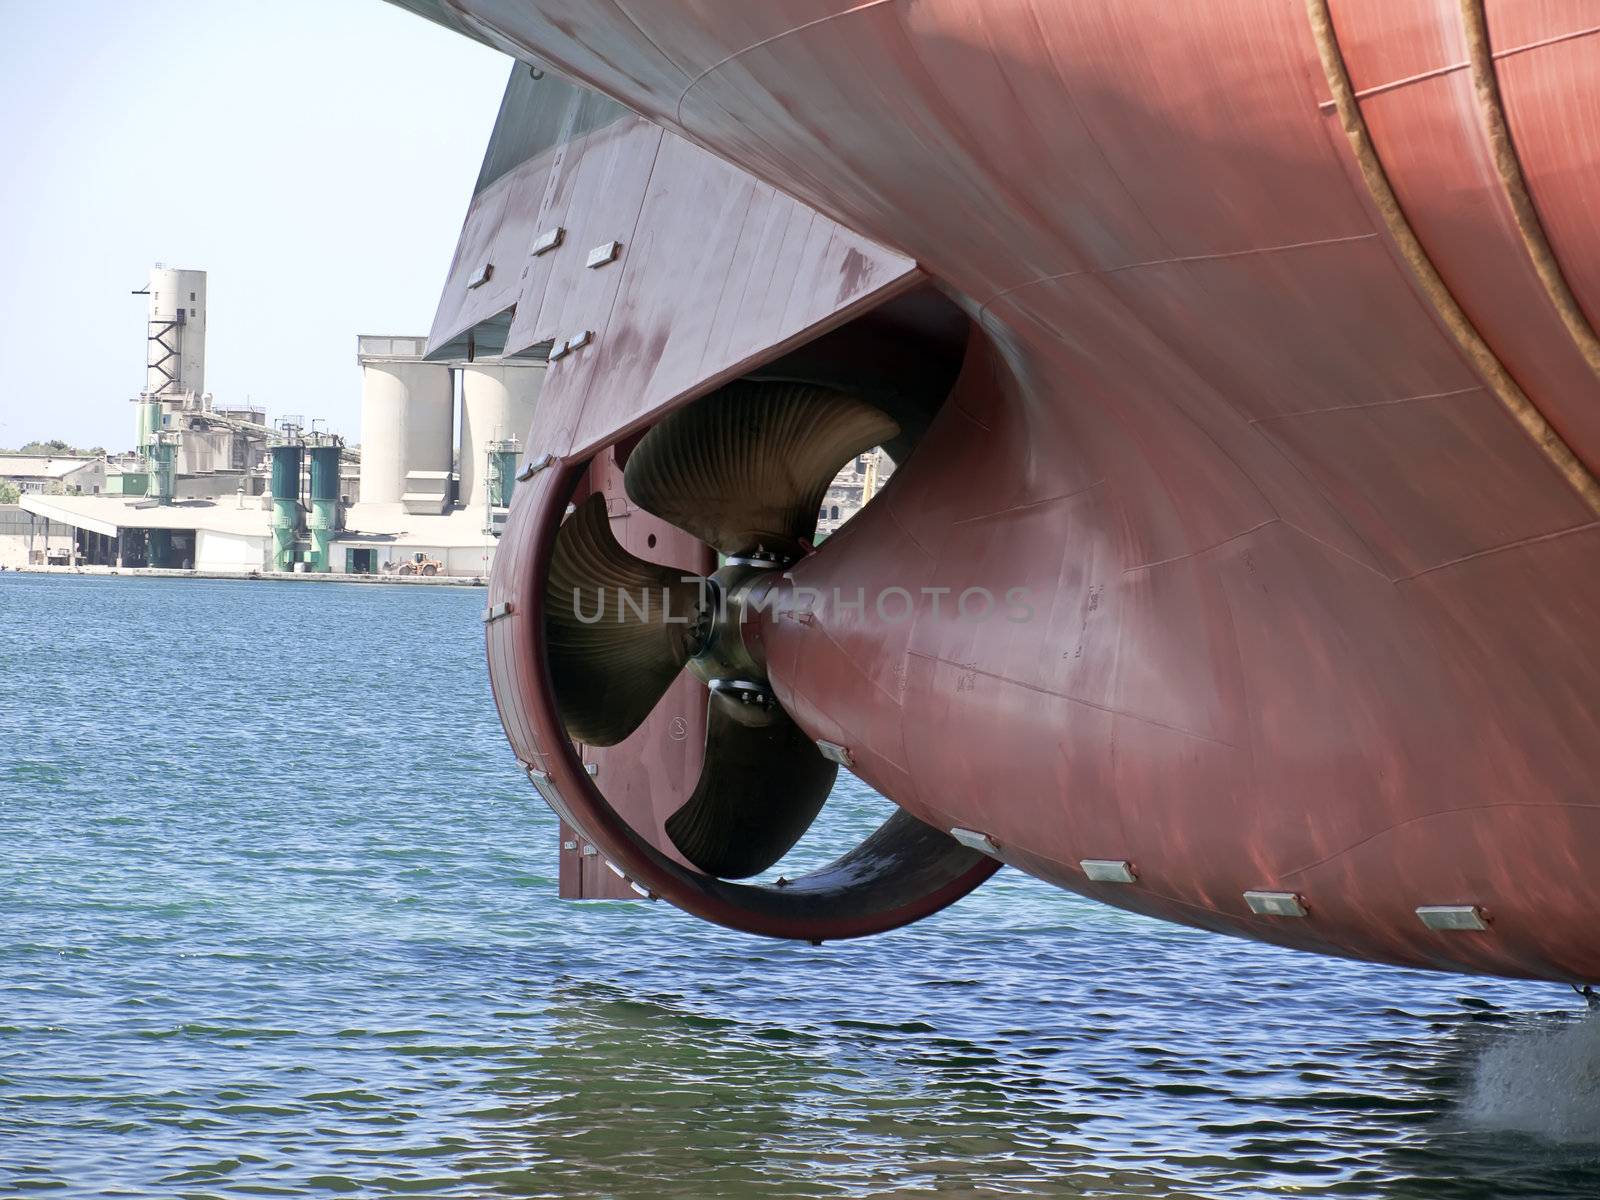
[0,0,510,452]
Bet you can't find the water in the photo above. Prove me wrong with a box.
[4,573,1600,1199]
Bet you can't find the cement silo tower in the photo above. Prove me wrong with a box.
[459,363,543,509]
[145,265,206,398]
[355,336,455,513]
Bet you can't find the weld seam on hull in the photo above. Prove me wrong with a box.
[1390,518,1600,582]
[1248,384,1482,424]
[976,232,1381,326]
[1458,0,1600,388]
[1303,0,1600,516]
[902,650,1239,751]
[1316,23,1600,109]
[1281,799,1600,880]
[673,0,899,122]
[950,479,1106,526]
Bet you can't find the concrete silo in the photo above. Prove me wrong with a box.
[356,336,454,512]
[459,363,543,510]
[145,265,207,400]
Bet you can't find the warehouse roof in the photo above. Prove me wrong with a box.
[19,493,498,548]
[0,454,102,480]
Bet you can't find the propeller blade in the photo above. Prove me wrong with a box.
[544,493,707,747]
[624,381,899,559]
[665,689,838,878]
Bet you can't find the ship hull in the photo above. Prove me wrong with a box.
[410,1,1600,981]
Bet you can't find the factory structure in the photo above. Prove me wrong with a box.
[15,267,543,577]
[815,449,894,541]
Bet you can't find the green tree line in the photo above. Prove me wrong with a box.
[4,438,107,457]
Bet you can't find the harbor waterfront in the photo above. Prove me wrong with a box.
[5,572,1600,1198]
[1,564,485,586]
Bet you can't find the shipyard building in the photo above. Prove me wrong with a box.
[12,267,543,577]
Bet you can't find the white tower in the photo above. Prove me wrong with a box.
[145,265,207,399]
[356,336,454,509]
[460,363,543,509]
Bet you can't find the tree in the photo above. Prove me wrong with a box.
[5,439,107,457]
[0,482,20,505]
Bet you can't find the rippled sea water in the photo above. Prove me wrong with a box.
[5,573,1600,1198]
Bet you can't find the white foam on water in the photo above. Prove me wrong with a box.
[1461,1011,1600,1142]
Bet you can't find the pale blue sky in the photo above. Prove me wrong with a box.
[0,0,509,450]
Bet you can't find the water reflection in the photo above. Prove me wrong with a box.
[456,978,1099,1198]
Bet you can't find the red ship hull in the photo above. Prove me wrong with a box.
[403,1,1600,982]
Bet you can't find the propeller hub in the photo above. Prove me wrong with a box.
[688,558,785,701]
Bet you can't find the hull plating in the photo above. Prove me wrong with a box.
[434,1,1600,980]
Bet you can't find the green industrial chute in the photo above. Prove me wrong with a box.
[150,435,177,507]
[136,397,162,454]
[135,398,164,499]
[306,440,343,572]
[490,445,519,508]
[147,529,174,568]
[268,442,303,572]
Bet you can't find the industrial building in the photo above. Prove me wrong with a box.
[121,265,277,494]
[0,453,106,496]
[20,267,543,577]
[815,448,895,541]
[0,505,73,568]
